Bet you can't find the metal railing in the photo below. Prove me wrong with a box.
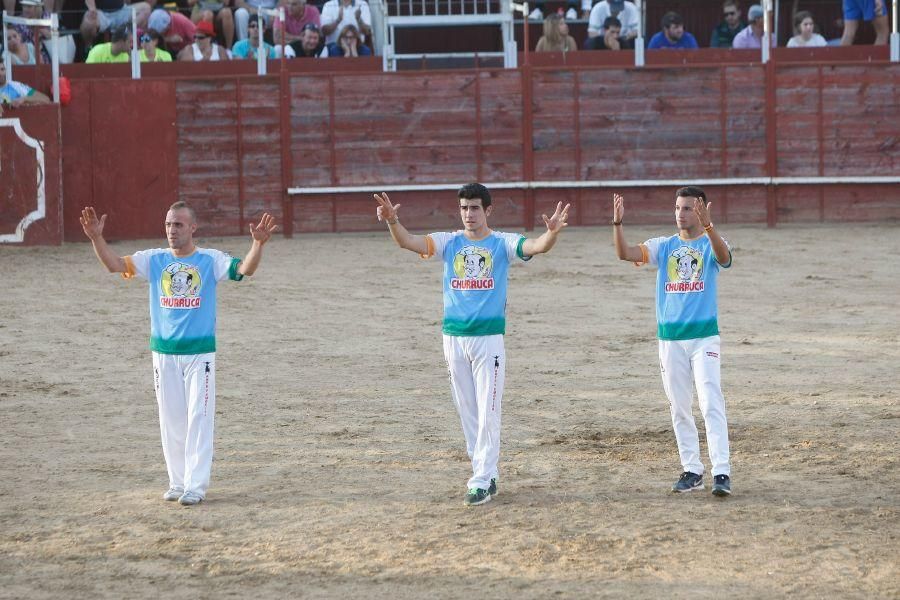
[375,0,517,70]
[2,11,62,102]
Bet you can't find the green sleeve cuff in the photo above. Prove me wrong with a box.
[516,236,532,261]
[229,257,244,281]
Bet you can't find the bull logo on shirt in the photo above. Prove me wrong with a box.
[665,246,704,293]
[160,262,202,308]
[451,246,494,290]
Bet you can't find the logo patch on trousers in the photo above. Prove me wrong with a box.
[706,352,719,358]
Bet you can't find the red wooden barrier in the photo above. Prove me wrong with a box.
[2,50,896,245]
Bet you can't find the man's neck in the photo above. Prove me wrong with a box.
[171,244,197,257]
[678,225,703,240]
[464,227,491,241]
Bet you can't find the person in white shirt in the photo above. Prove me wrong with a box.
[320,0,371,46]
[786,11,827,48]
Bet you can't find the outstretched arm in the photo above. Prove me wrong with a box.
[80,207,127,273]
[693,199,731,266]
[374,192,430,255]
[520,202,570,256]
[612,193,645,263]
[238,213,277,276]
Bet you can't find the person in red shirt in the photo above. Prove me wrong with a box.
[148,8,197,56]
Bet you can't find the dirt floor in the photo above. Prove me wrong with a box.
[1,222,898,599]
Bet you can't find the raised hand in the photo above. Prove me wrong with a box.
[542,202,570,233]
[79,206,107,240]
[693,198,712,228]
[249,213,278,243]
[374,192,401,223]
[613,193,624,223]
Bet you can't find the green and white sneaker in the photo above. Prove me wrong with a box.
[465,488,492,506]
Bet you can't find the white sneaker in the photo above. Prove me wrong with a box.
[565,7,578,19]
[162,486,184,501]
[178,491,203,506]
[528,8,543,20]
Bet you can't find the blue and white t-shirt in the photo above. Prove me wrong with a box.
[427,231,530,336]
[123,248,243,354]
[641,233,732,341]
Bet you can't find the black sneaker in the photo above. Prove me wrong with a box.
[488,478,498,496]
[671,471,704,493]
[464,488,492,506]
[712,474,732,497]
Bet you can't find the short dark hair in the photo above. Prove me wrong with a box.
[110,25,131,42]
[458,183,492,208]
[603,16,622,29]
[661,11,683,29]
[676,186,707,204]
[169,201,197,221]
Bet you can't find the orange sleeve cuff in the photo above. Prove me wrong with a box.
[633,244,649,267]
[121,256,137,279]
[419,235,435,259]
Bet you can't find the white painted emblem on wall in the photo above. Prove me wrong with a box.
[0,118,46,243]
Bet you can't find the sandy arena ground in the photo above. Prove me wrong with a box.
[1,222,898,599]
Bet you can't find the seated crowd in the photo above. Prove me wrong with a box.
[0,0,890,65]
[535,0,888,52]
[1,0,373,63]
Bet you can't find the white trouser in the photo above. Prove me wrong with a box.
[442,334,506,491]
[152,351,217,498]
[658,336,730,477]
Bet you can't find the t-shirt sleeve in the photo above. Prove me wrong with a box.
[717,237,733,269]
[123,249,154,280]
[500,232,530,262]
[427,232,453,260]
[641,237,667,267]
[211,249,244,282]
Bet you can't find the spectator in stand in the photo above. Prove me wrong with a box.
[272,0,321,45]
[787,11,827,47]
[4,26,37,65]
[320,0,371,46]
[288,22,329,57]
[732,4,776,49]
[710,1,746,48]
[81,0,152,50]
[841,0,888,45]
[528,1,580,22]
[188,0,235,50]
[148,9,197,57]
[13,0,52,64]
[587,0,639,50]
[648,12,699,49]
[177,19,230,60]
[139,29,173,61]
[234,0,277,42]
[85,24,132,63]
[0,61,51,110]
[535,14,577,52]
[325,22,370,57]
[232,18,277,58]
[586,16,623,50]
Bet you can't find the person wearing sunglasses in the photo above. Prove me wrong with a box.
[139,29,173,62]
[710,0,746,48]
[177,19,230,61]
[231,18,277,59]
